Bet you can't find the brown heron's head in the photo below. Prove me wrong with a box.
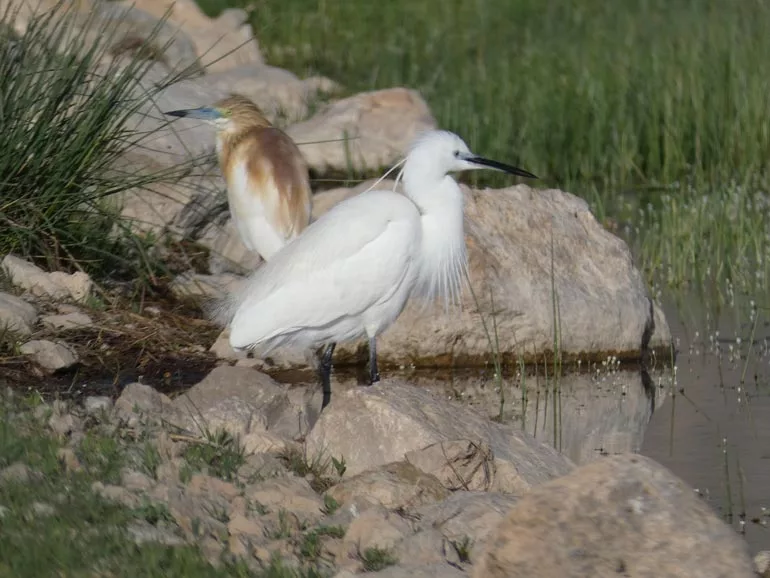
[164,93,271,132]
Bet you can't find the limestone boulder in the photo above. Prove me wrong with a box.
[286,88,437,175]
[323,184,671,366]
[6,0,201,73]
[116,0,263,72]
[473,454,756,578]
[305,382,574,488]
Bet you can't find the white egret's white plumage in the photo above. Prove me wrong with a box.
[165,94,311,262]
[217,130,537,409]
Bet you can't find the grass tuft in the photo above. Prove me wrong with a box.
[0,1,199,286]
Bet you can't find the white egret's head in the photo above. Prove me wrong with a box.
[408,130,537,180]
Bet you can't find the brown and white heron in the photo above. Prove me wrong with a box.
[165,94,312,262]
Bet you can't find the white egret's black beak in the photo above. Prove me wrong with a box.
[466,155,538,179]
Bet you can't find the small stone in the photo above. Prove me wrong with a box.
[187,473,241,501]
[121,469,155,491]
[1,254,91,302]
[0,462,32,484]
[327,462,448,511]
[83,395,113,416]
[48,411,79,437]
[57,447,82,472]
[242,431,297,456]
[237,452,287,482]
[20,340,78,372]
[127,521,186,546]
[30,501,56,518]
[112,382,184,428]
[246,476,324,523]
[756,551,770,578]
[341,507,410,556]
[92,482,141,508]
[41,312,93,330]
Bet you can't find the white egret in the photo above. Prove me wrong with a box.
[216,130,537,409]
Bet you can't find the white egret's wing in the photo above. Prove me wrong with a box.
[227,190,420,349]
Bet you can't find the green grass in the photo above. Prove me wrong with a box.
[0,395,260,577]
[0,1,199,288]
[357,546,398,572]
[194,0,770,303]
[182,428,246,481]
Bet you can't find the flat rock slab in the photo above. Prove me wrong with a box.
[306,382,573,490]
[326,461,449,511]
[19,340,78,371]
[474,453,756,578]
[2,254,92,303]
[41,312,93,331]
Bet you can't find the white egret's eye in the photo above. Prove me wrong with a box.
[453,150,461,158]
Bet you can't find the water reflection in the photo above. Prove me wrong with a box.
[642,299,770,554]
[334,360,667,466]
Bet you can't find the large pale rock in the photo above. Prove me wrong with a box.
[286,88,437,175]
[473,454,756,578]
[306,382,573,487]
[2,255,92,303]
[0,292,37,336]
[7,1,200,72]
[321,184,670,366]
[117,0,263,72]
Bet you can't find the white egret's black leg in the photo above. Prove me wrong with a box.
[319,342,336,409]
[368,337,380,384]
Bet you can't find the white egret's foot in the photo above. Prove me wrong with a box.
[319,342,336,409]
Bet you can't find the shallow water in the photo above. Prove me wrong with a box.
[641,300,770,554]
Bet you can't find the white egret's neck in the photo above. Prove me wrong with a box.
[402,156,468,308]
